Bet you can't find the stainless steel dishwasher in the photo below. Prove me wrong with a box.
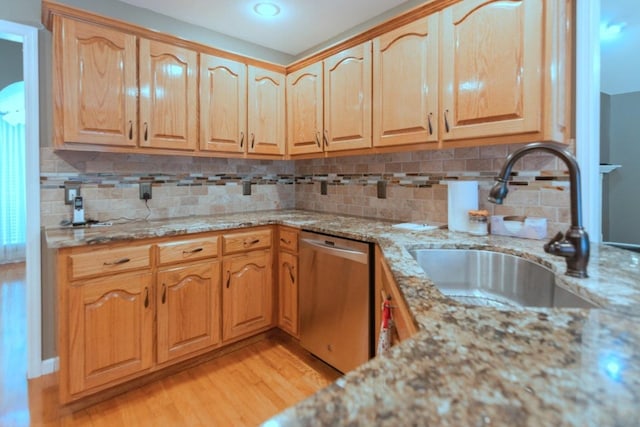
[299,231,372,373]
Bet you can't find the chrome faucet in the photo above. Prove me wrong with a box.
[488,142,589,278]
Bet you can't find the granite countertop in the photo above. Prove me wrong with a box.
[45,210,640,426]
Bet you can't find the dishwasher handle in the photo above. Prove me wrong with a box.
[300,238,369,264]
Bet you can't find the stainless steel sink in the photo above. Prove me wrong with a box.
[408,249,596,309]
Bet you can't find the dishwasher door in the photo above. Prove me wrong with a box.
[299,231,371,373]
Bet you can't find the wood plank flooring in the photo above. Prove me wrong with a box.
[0,262,341,427]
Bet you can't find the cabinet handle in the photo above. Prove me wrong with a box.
[315,132,321,148]
[427,113,433,135]
[250,133,255,149]
[226,271,231,288]
[280,237,291,245]
[144,122,148,141]
[444,110,450,133]
[128,120,133,140]
[243,238,260,248]
[284,262,295,284]
[103,257,130,266]
[240,131,244,148]
[161,283,166,304]
[183,247,203,254]
[323,130,329,147]
[144,287,149,308]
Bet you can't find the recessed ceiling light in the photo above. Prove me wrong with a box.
[254,2,281,17]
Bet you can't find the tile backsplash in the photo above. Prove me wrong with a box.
[40,142,572,234]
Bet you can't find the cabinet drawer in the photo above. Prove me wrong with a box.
[278,228,298,252]
[157,236,219,265]
[223,229,272,254]
[69,245,151,280]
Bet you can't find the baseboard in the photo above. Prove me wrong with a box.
[41,357,59,375]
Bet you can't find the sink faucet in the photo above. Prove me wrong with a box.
[488,142,589,278]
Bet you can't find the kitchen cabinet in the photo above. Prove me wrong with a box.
[222,249,274,341]
[200,58,285,156]
[323,42,372,152]
[67,271,153,396]
[200,55,247,154]
[374,246,418,352]
[277,227,299,337]
[55,17,138,148]
[287,41,372,156]
[439,0,543,142]
[286,62,324,155]
[139,39,198,150]
[373,16,439,147]
[247,66,286,156]
[156,236,221,364]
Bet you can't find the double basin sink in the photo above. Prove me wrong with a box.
[408,249,596,309]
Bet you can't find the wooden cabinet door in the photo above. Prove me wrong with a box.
[286,63,323,155]
[58,18,137,147]
[440,0,542,141]
[278,251,298,336]
[157,262,221,364]
[200,55,247,153]
[373,16,439,147]
[222,250,273,341]
[139,39,198,150]
[323,41,372,152]
[68,271,153,395]
[248,66,285,156]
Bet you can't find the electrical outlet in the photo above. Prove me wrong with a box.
[377,180,387,199]
[139,182,152,200]
[320,181,328,195]
[64,185,81,205]
[242,181,252,196]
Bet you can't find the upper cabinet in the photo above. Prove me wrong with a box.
[286,62,324,156]
[139,39,198,151]
[287,41,372,156]
[248,66,286,156]
[56,18,138,147]
[46,0,571,159]
[440,0,542,142]
[200,55,247,154]
[323,42,372,152]
[373,16,439,147]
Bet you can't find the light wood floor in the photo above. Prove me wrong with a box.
[0,262,341,427]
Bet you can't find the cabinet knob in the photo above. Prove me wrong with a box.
[226,271,231,288]
[323,129,329,147]
[161,283,166,304]
[240,131,244,148]
[250,133,255,149]
[243,238,260,248]
[128,120,133,140]
[182,247,203,254]
[103,257,130,266]
[427,113,433,135]
[315,132,321,148]
[144,122,149,141]
[444,110,450,133]
[144,287,149,308]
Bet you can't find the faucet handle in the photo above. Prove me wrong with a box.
[544,231,576,258]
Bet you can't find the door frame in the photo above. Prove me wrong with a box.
[0,19,42,379]
[575,1,602,242]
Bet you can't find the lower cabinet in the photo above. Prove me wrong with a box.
[374,246,418,352]
[222,249,274,341]
[278,251,298,336]
[67,271,154,396]
[156,262,221,364]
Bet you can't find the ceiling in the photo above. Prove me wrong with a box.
[600,0,640,95]
[118,0,410,56]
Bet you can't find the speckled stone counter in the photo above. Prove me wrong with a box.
[45,210,640,426]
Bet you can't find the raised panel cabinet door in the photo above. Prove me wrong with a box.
[286,62,324,155]
[222,250,273,341]
[67,272,153,396]
[323,41,372,152]
[200,55,247,153]
[373,16,439,147]
[440,0,543,141]
[248,66,285,156]
[157,262,221,364]
[139,39,198,150]
[59,18,137,147]
[278,251,298,336]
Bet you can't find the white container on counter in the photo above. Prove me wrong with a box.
[447,181,478,232]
